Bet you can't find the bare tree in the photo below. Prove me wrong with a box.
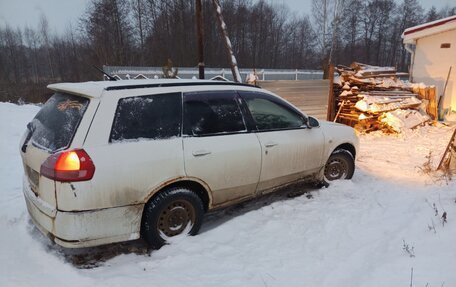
[132,0,147,64]
[82,0,133,65]
[39,14,55,79]
[395,0,424,70]
[426,6,439,22]
[0,0,438,104]
[312,0,346,77]
[24,26,40,83]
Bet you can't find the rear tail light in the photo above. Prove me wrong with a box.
[40,149,95,182]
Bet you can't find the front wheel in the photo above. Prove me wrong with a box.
[324,149,355,181]
[141,187,204,249]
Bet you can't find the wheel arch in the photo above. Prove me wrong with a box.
[144,177,212,212]
[332,143,356,159]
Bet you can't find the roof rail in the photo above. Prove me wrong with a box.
[210,75,230,81]
[105,81,260,91]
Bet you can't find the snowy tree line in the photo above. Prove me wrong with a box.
[0,0,455,102]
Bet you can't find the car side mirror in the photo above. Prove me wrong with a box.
[308,116,320,128]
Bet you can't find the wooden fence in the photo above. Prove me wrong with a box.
[259,80,329,120]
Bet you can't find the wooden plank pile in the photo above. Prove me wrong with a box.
[333,62,436,133]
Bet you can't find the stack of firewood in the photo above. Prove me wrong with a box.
[333,62,435,133]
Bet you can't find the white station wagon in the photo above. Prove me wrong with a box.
[20,79,359,249]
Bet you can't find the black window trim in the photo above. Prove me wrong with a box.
[182,90,250,138]
[182,129,250,138]
[108,92,183,143]
[237,90,309,133]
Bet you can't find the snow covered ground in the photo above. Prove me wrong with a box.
[1,102,455,287]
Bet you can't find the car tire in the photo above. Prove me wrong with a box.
[324,149,355,181]
[141,187,204,249]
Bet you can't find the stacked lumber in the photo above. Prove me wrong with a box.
[333,62,434,133]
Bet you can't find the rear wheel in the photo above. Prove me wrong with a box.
[324,149,355,181]
[141,187,204,249]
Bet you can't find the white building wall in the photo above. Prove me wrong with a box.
[412,29,456,113]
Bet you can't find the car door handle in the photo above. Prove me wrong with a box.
[265,142,278,148]
[192,150,212,157]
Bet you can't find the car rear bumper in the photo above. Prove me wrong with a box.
[23,176,143,248]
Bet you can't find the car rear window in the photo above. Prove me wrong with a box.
[29,93,89,152]
[110,92,182,142]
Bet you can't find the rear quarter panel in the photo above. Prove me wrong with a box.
[20,95,100,211]
[56,88,186,211]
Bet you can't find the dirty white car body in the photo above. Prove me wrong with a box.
[20,79,359,248]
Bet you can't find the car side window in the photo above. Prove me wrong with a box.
[241,92,304,131]
[110,92,182,142]
[183,91,246,136]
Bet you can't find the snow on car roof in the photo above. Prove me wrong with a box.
[47,79,257,98]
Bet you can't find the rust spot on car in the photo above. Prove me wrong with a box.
[144,176,213,208]
[123,204,143,230]
[158,176,186,190]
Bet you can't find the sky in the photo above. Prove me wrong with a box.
[0,0,454,34]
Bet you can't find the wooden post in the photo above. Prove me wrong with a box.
[326,64,336,121]
[438,66,453,120]
[416,86,437,121]
[212,0,242,83]
[428,86,437,120]
[418,86,425,100]
[195,0,205,79]
[334,100,345,122]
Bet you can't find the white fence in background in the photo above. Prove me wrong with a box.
[103,66,324,81]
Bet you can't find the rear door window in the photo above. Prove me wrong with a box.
[29,93,89,152]
[183,91,246,136]
[110,92,182,142]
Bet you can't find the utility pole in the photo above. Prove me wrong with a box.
[195,0,205,79]
[212,0,242,83]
